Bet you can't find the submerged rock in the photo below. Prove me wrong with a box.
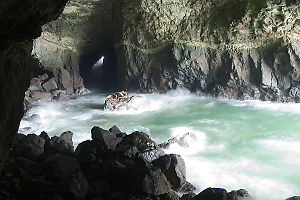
[104,91,135,111]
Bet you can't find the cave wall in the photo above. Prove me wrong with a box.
[32,0,117,91]
[113,0,300,101]
[0,0,68,174]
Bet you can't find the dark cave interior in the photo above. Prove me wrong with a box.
[79,45,119,92]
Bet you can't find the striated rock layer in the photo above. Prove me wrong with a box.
[0,0,68,174]
[113,0,300,101]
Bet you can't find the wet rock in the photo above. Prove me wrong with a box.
[180,192,196,200]
[47,131,74,155]
[193,188,238,200]
[109,125,126,138]
[91,126,120,150]
[30,91,53,102]
[142,168,171,196]
[287,197,300,200]
[42,154,79,180]
[104,91,135,110]
[28,78,43,91]
[236,189,250,197]
[158,133,196,149]
[42,77,58,92]
[13,134,45,159]
[38,73,49,82]
[152,154,186,190]
[53,90,70,101]
[180,180,197,193]
[116,131,165,162]
[39,131,50,142]
[160,189,180,200]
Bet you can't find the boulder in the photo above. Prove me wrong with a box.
[109,125,126,138]
[38,73,49,82]
[116,131,165,162]
[152,154,186,190]
[180,192,196,200]
[53,90,70,101]
[287,197,300,200]
[46,131,74,155]
[104,91,135,110]
[160,189,180,200]
[30,90,53,102]
[91,126,120,150]
[13,134,45,159]
[236,189,250,197]
[28,78,43,91]
[58,68,74,94]
[142,168,171,196]
[42,77,58,92]
[193,188,238,200]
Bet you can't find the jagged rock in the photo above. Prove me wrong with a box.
[236,189,250,197]
[104,91,135,111]
[42,77,58,92]
[193,188,238,200]
[142,168,171,196]
[109,125,126,137]
[28,77,43,91]
[91,126,120,150]
[180,180,197,193]
[287,197,300,200]
[158,133,195,149]
[47,131,74,155]
[30,90,53,102]
[160,189,180,200]
[13,134,45,159]
[53,90,70,101]
[180,192,196,200]
[116,131,165,162]
[152,154,186,191]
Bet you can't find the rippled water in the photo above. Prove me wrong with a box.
[19,89,300,200]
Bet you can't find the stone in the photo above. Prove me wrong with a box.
[53,90,69,101]
[104,91,135,111]
[142,168,171,196]
[13,134,45,159]
[42,77,58,92]
[180,192,196,200]
[91,126,119,150]
[42,154,80,180]
[236,189,249,197]
[116,131,165,162]
[47,131,74,155]
[287,197,300,200]
[160,189,180,200]
[152,154,186,191]
[28,78,43,91]
[193,188,238,200]
[109,125,126,137]
[30,91,53,102]
[38,73,49,82]
[58,68,73,94]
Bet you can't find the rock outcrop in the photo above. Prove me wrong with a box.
[113,0,300,101]
[104,91,135,111]
[0,0,68,175]
[0,126,196,200]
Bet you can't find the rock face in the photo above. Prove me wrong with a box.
[113,0,300,101]
[0,0,68,175]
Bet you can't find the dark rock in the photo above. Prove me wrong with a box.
[91,126,119,150]
[158,133,196,149]
[160,189,180,200]
[180,192,196,200]
[47,131,74,155]
[39,131,50,142]
[38,73,49,82]
[75,140,97,164]
[42,154,80,180]
[109,125,126,137]
[117,131,165,162]
[152,154,186,190]
[142,168,171,196]
[287,197,300,200]
[180,180,197,193]
[236,189,250,197]
[13,134,45,159]
[88,180,111,197]
[42,77,58,92]
[193,188,238,200]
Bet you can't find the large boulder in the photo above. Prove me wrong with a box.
[116,131,165,162]
[104,91,135,111]
[46,131,74,155]
[91,126,121,150]
[193,188,238,200]
[142,168,171,196]
[13,134,45,159]
[152,154,186,191]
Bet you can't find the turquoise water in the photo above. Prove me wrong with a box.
[19,89,300,200]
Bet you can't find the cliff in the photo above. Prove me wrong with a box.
[0,0,68,174]
[113,0,300,101]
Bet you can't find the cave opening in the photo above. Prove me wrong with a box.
[79,45,119,92]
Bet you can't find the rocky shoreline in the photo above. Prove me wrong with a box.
[0,126,298,200]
